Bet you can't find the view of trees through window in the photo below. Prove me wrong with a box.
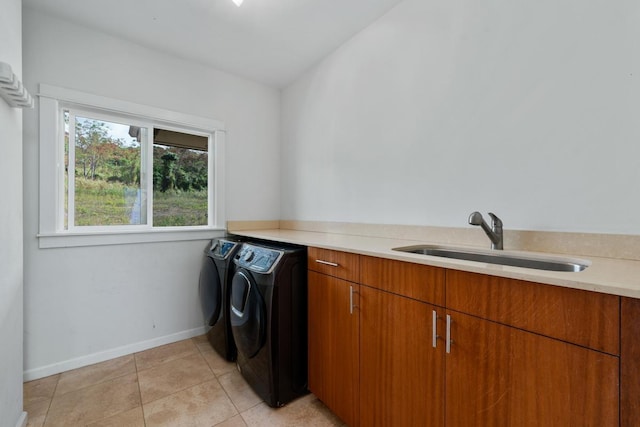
[153,141,208,227]
[65,111,209,228]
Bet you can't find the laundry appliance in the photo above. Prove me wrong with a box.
[198,236,243,361]
[229,241,308,407]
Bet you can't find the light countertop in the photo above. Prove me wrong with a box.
[232,228,640,299]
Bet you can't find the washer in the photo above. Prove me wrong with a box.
[198,236,243,361]
[230,241,308,407]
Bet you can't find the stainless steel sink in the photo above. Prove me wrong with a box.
[392,245,590,272]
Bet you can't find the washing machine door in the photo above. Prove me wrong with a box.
[199,255,222,327]
[230,269,266,359]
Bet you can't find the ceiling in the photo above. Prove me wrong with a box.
[23,0,405,88]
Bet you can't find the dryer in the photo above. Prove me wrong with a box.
[198,236,243,361]
[229,241,308,407]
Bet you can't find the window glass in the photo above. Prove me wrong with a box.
[65,111,148,228]
[152,128,209,227]
[62,108,212,230]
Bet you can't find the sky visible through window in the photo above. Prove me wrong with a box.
[64,117,139,147]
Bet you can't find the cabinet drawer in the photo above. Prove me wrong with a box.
[360,256,445,306]
[446,270,620,355]
[308,247,360,282]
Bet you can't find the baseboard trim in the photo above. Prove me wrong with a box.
[15,411,27,427]
[23,326,206,381]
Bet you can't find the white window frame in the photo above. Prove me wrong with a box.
[64,107,153,232]
[38,84,226,248]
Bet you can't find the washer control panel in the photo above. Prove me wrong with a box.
[235,244,284,274]
[211,239,240,259]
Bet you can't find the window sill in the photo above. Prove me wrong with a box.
[37,227,227,249]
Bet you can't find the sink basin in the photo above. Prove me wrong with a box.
[392,245,590,272]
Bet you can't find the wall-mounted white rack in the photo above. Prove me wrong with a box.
[0,61,33,109]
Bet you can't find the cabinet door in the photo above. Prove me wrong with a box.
[360,286,445,427]
[308,271,359,426]
[621,297,640,427]
[445,311,619,427]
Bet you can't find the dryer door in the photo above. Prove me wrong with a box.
[230,269,266,359]
[198,256,222,327]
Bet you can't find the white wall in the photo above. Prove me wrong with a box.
[0,0,26,425]
[22,9,281,378]
[282,0,640,234]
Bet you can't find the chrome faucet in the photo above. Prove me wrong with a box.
[468,211,503,250]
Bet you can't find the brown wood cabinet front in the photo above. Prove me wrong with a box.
[621,297,640,427]
[360,255,445,306]
[307,270,360,426]
[306,248,624,426]
[360,285,445,427]
[445,310,619,427]
[308,247,360,282]
[446,270,620,355]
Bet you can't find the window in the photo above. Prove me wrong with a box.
[64,110,210,229]
[38,85,226,247]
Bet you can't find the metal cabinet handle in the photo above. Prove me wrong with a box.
[350,285,358,314]
[432,310,439,348]
[315,259,339,267]
[446,314,452,354]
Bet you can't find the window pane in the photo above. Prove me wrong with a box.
[69,114,147,227]
[152,128,208,227]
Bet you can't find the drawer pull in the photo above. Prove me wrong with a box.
[315,259,339,267]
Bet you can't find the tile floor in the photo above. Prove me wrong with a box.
[23,335,344,426]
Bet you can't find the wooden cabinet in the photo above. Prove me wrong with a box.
[446,271,620,426]
[621,297,640,427]
[445,310,619,427]
[446,270,620,355]
[307,247,623,426]
[308,247,360,282]
[307,249,360,426]
[360,255,445,305]
[359,256,446,426]
[360,285,444,427]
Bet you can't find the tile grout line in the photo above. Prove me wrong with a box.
[137,338,243,425]
[52,356,137,399]
[217,367,266,425]
[192,337,246,426]
[192,337,250,424]
[58,355,142,426]
[218,373,243,421]
[134,339,206,423]
[193,337,249,424]
[35,337,248,426]
[134,340,201,374]
[133,352,148,427]
[63,371,143,426]
[138,350,217,406]
[41,374,61,426]
[238,400,266,426]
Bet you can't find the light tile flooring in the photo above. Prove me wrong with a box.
[23,335,344,426]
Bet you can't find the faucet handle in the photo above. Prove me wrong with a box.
[488,212,502,227]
